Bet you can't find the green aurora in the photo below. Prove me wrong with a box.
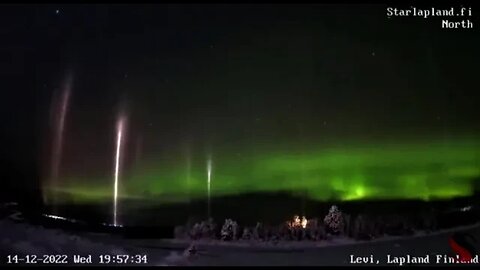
[44,136,480,204]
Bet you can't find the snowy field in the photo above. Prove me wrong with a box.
[1,210,480,266]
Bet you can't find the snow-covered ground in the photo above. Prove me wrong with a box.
[1,207,479,266]
[126,223,480,266]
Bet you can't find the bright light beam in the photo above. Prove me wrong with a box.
[113,116,126,226]
[207,156,212,218]
[51,86,70,180]
[48,74,72,208]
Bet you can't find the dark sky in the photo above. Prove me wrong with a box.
[1,4,479,203]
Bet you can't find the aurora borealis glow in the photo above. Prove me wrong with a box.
[44,136,480,204]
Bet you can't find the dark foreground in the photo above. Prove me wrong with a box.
[181,224,480,266]
[1,198,480,266]
[1,215,479,266]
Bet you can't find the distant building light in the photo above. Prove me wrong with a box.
[102,222,123,228]
[43,214,67,221]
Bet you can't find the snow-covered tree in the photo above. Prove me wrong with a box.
[324,205,344,234]
[253,222,264,241]
[188,223,202,240]
[221,219,238,241]
[241,227,252,240]
[187,218,217,240]
[201,218,216,239]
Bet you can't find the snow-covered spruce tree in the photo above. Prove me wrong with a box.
[241,227,252,240]
[232,220,239,240]
[200,218,216,239]
[324,205,344,234]
[253,222,264,241]
[221,219,238,241]
[189,223,202,240]
[220,220,230,241]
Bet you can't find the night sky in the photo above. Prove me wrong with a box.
[1,4,480,211]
